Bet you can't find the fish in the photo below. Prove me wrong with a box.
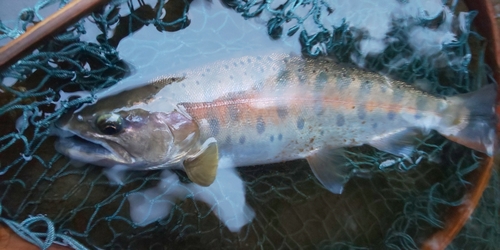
[54,52,497,195]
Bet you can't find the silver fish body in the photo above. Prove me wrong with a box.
[55,52,497,193]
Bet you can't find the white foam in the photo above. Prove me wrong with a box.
[128,171,188,226]
[103,165,129,185]
[127,166,255,232]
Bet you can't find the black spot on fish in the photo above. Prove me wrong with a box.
[196,81,200,85]
[336,114,345,126]
[297,117,305,130]
[256,116,266,134]
[372,123,378,129]
[357,104,366,120]
[230,75,234,80]
[270,135,274,142]
[320,130,324,136]
[228,105,239,121]
[208,118,220,136]
[225,136,232,144]
[314,99,324,116]
[278,134,283,141]
[224,65,229,69]
[233,62,238,67]
[277,106,288,119]
[414,113,423,120]
[315,72,328,90]
[388,111,396,120]
[239,135,246,144]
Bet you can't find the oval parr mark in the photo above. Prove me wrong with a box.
[225,135,232,144]
[416,95,427,111]
[256,116,266,134]
[277,106,289,119]
[359,81,372,96]
[270,135,274,142]
[297,117,305,130]
[313,99,324,116]
[335,71,351,91]
[298,74,307,85]
[357,105,366,120]
[387,111,396,120]
[277,70,291,86]
[380,84,388,93]
[392,88,405,103]
[315,71,328,90]
[239,135,246,144]
[208,118,220,136]
[278,133,283,141]
[372,122,378,129]
[228,105,239,121]
[336,114,345,127]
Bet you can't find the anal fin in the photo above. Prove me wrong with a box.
[183,137,219,186]
[306,147,352,194]
[368,128,421,157]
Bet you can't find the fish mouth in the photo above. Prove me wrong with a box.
[54,128,133,167]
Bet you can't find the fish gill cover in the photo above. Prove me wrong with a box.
[0,0,498,249]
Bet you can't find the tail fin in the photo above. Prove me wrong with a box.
[437,84,498,156]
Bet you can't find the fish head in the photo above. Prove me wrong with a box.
[55,106,200,169]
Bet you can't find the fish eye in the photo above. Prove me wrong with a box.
[96,113,123,135]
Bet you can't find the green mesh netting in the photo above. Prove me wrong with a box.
[0,0,499,249]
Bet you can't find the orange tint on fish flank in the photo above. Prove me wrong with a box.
[183,87,430,129]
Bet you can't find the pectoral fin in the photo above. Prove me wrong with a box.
[183,137,219,186]
[368,128,421,157]
[306,147,352,194]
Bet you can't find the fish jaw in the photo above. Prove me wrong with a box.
[54,128,135,167]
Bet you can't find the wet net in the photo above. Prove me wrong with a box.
[0,0,499,249]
